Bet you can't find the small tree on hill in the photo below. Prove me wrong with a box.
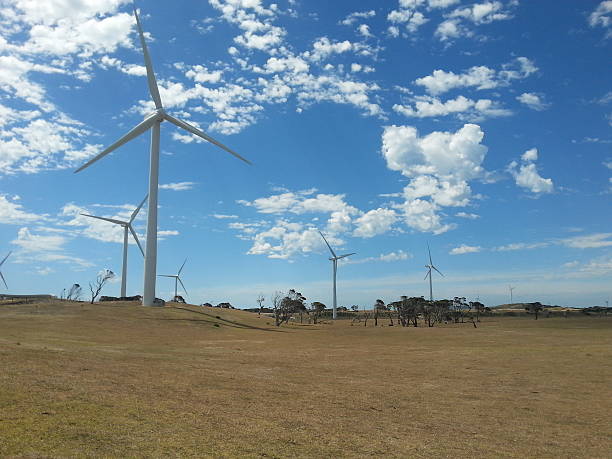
[256,293,265,316]
[89,270,115,304]
[470,301,485,322]
[525,302,543,320]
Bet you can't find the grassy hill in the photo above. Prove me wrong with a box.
[1,300,611,457]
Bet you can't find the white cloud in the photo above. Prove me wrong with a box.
[0,195,45,224]
[508,148,553,194]
[357,24,373,38]
[159,182,196,191]
[455,212,479,219]
[436,1,516,40]
[493,242,550,252]
[450,244,481,255]
[521,148,538,162]
[560,233,612,249]
[393,94,512,120]
[11,226,93,268]
[345,250,412,265]
[381,123,488,233]
[414,58,537,95]
[212,214,239,219]
[517,92,549,111]
[353,208,398,238]
[340,10,376,26]
[589,1,612,30]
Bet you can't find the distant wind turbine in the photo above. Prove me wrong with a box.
[0,251,11,289]
[158,258,188,301]
[81,195,147,297]
[74,6,250,307]
[424,244,443,301]
[319,231,355,320]
[509,285,516,304]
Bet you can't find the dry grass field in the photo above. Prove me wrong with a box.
[1,300,611,458]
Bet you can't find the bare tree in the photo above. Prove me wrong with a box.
[256,293,265,316]
[89,270,115,304]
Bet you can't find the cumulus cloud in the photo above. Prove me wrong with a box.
[0,194,46,224]
[11,227,93,268]
[393,94,512,120]
[344,250,412,265]
[381,123,488,233]
[435,1,517,41]
[414,58,537,95]
[589,1,612,33]
[353,208,398,238]
[340,10,376,26]
[517,92,549,111]
[508,148,553,194]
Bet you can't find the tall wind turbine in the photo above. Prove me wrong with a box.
[319,231,355,320]
[424,244,443,301]
[158,258,188,301]
[81,195,147,297]
[74,6,250,307]
[0,251,11,289]
[509,285,516,303]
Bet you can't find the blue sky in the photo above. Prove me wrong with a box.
[0,0,610,308]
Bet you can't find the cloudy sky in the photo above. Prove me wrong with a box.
[0,0,610,307]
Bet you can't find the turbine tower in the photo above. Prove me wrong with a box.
[0,251,11,289]
[158,258,188,301]
[74,6,250,307]
[81,195,147,297]
[509,285,515,304]
[319,231,355,320]
[424,244,443,301]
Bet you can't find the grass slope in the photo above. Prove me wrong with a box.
[1,301,611,458]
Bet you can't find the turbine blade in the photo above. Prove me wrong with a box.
[0,271,7,289]
[133,6,162,109]
[157,275,176,278]
[432,266,444,277]
[427,243,432,265]
[177,277,188,296]
[318,230,337,258]
[424,269,431,280]
[0,251,11,267]
[178,258,187,275]
[129,194,148,223]
[81,214,126,225]
[336,252,356,259]
[128,224,145,257]
[74,115,156,173]
[164,114,251,165]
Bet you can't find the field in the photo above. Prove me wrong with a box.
[1,301,611,458]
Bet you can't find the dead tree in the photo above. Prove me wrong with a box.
[89,270,115,304]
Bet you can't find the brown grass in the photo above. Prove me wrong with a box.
[1,301,611,458]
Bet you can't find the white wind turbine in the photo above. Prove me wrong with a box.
[319,231,355,320]
[424,244,443,302]
[509,285,516,304]
[81,195,147,297]
[158,258,188,301]
[0,251,11,289]
[75,6,250,307]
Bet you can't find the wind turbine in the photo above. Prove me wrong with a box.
[158,258,188,301]
[318,231,355,320]
[74,6,250,307]
[81,195,147,297]
[0,251,11,289]
[509,285,516,304]
[424,244,443,301]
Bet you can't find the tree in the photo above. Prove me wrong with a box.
[89,270,115,304]
[272,289,306,326]
[470,301,485,322]
[66,284,82,301]
[350,305,359,312]
[256,293,265,316]
[373,299,386,326]
[310,301,326,324]
[451,297,469,323]
[392,296,426,327]
[525,302,543,320]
